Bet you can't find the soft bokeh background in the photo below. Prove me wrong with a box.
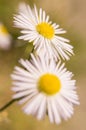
[0,0,86,130]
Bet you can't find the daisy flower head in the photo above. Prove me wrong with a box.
[14,3,74,61]
[0,23,12,50]
[11,53,79,124]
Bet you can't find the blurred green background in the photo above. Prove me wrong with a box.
[0,0,86,130]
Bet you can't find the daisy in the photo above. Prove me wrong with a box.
[11,53,79,124]
[14,3,73,60]
[0,23,12,50]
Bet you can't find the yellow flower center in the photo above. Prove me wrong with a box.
[38,74,61,95]
[0,25,8,35]
[36,22,54,39]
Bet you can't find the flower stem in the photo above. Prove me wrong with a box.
[0,96,25,112]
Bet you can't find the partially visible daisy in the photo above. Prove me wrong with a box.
[0,23,12,50]
[11,53,79,124]
[14,3,73,60]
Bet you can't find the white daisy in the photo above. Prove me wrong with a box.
[14,3,73,60]
[11,53,79,124]
[0,23,12,50]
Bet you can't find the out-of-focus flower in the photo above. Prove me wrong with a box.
[14,3,73,61]
[0,23,12,50]
[11,54,79,124]
[0,111,10,123]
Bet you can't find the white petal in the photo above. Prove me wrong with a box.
[23,94,43,115]
[36,96,46,120]
[47,97,54,123]
[50,98,61,124]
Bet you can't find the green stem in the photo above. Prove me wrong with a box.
[0,96,25,112]
[0,44,35,112]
